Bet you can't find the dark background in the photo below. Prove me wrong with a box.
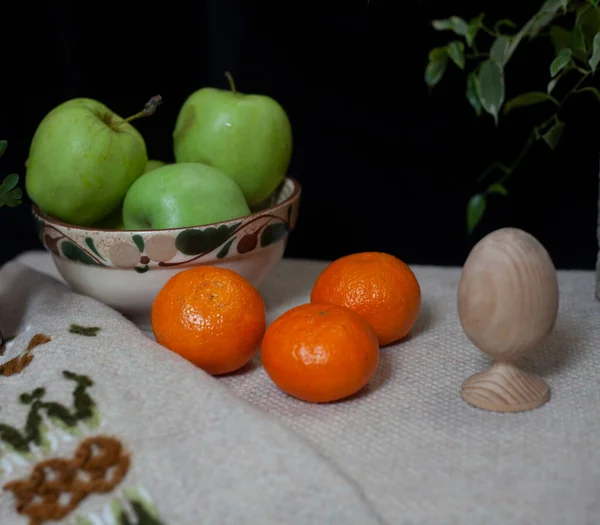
[2,1,599,268]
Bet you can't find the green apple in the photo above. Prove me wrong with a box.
[25,97,155,226]
[172,72,292,207]
[90,206,124,230]
[122,162,251,229]
[145,159,167,172]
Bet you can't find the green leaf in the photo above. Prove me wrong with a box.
[466,14,484,47]
[574,85,600,99]
[175,223,239,255]
[60,241,102,266]
[425,48,449,88]
[447,41,465,69]
[476,60,505,124]
[467,194,486,235]
[486,183,508,196]
[431,16,469,36]
[503,91,559,114]
[490,36,511,66]
[528,0,566,38]
[134,265,149,274]
[0,173,23,208]
[0,141,7,159]
[542,119,565,149]
[260,223,289,247]
[216,238,235,259]
[547,76,560,93]
[576,5,600,49]
[573,21,586,51]
[494,19,517,33]
[550,24,574,52]
[0,173,18,194]
[550,48,573,76]
[589,31,600,70]
[466,72,482,116]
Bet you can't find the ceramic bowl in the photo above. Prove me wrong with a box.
[32,177,301,328]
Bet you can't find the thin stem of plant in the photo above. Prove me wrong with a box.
[478,65,592,189]
[117,96,163,126]
[480,24,499,38]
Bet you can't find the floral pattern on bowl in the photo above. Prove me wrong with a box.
[33,177,301,274]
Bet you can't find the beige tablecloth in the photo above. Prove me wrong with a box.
[1,251,599,525]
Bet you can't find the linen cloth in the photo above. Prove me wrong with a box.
[2,251,600,525]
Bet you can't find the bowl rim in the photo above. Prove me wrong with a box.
[32,175,301,234]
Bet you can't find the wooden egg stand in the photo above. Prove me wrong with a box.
[457,227,559,413]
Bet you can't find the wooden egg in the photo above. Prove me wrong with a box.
[457,227,559,412]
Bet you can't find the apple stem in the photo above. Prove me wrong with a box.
[224,71,237,94]
[117,95,163,126]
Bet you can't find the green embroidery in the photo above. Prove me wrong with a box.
[70,487,168,525]
[69,324,101,336]
[0,370,97,454]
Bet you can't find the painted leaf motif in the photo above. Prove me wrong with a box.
[476,60,505,124]
[467,194,486,235]
[237,232,259,254]
[175,222,240,255]
[60,241,102,266]
[85,237,105,261]
[216,238,235,259]
[0,140,6,158]
[260,223,289,247]
[132,234,145,252]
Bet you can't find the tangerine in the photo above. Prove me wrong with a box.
[310,252,421,346]
[261,303,380,403]
[151,266,266,375]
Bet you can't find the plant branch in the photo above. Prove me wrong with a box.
[480,24,499,38]
[465,52,489,59]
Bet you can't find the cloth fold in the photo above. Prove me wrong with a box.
[2,251,600,525]
[0,257,383,525]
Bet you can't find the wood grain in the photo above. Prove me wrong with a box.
[457,227,558,413]
[461,362,550,412]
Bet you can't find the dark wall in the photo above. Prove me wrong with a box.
[2,1,599,268]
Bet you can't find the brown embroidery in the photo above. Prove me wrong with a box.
[0,334,51,377]
[26,334,52,351]
[3,435,130,525]
[0,353,34,376]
